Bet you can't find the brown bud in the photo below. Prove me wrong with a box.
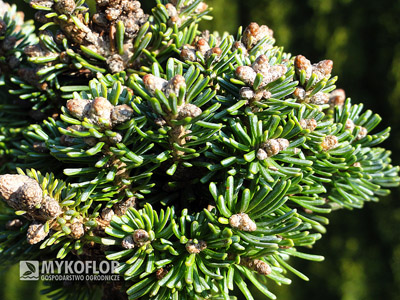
[240,257,271,275]
[113,197,136,216]
[251,54,269,73]
[143,74,168,96]
[309,92,329,105]
[242,22,273,49]
[232,41,247,55]
[107,54,125,74]
[294,55,312,79]
[89,97,114,127]
[229,213,256,232]
[321,135,338,151]
[260,64,287,86]
[196,38,210,55]
[54,0,76,15]
[329,89,346,108]
[313,60,333,77]
[27,222,48,244]
[195,2,208,13]
[39,195,62,220]
[70,221,85,239]
[181,47,197,62]
[236,66,256,85]
[0,175,43,210]
[300,119,317,131]
[164,74,186,98]
[345,119,355,132]
[357,127,368,140]
[185,239,207,254]
[66,99,91,120]
[256,148,268,160]
[240,87,254,100]
[121,235,135,249]
[156,267,169,280]
[276,138,290,151]
[261,138,288,157]
[177,104,202,119]
[133,229,150,246]
[111,104,134,126]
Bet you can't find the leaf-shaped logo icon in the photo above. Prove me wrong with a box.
[23,270,32,276]
[26,262,36,273]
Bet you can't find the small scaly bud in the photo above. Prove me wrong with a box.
[229,213,257,232]
[256,148,268,160]
[196,38,210,55]
[251,54,269,73]
[294,55,312,80]
[164,74,186,98]
[180,46,197,62]
[70,221,85,239]
[312,59,333,80]
[107,54,125,74]
[113,197,136,216]
[345,119,355,132]
[232,41,247,55]
[0,175,43,210]
[27,222,48,245]
[40,195,62,220]
[66,99,91,120]
[276,138,290,150]
[240,87,255,100]
[143,74,168,96]
[293,87,306,101]
[300,119,317,131]
[133,229,150,247]
[177,104,202,119]
[111,104,134,126]
[329,89,346,108]
[261,65,287,86]
[236,66,257,85]
[204,47,222,61]
[321,135,338,151]
[242,22,273,49]
[89,97,114,127]
[185,239,207,254]
[54,0,76,15]
[309,92,329,105]
[240,257,272,275]
[121,235,135,249]
[357,127,368,140]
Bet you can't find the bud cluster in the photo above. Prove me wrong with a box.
[180,38,222,63]
[294,55,333,85]
[257,138,290,160]
[236,54,287,102]
[66,97,134,129]
[30,0,148,73]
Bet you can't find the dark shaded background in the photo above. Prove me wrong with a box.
[1,0,400,299]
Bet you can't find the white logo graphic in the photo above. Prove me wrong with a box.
[20,261,39,281]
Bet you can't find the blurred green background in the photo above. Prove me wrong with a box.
[2,0,400,299]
